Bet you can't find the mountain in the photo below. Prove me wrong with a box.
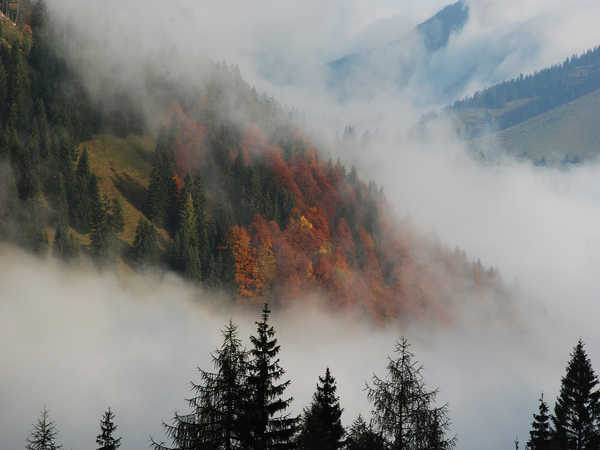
[327,1,469,99]
[417,0,470,53]
[474,89,600,164]
[0,2,504,321]
[450,46,600,162]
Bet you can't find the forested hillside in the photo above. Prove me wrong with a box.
[452,45,600,138]
[0,0,504,320]
[472,88,600,163]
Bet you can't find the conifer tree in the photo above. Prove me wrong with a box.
[53,220,78,261]
[527,394,553,450]
[23,196,48,254]
[154,321,250,450]
[70,150,96,232]
[8,44,29,130]
[96,408,122,450]
[76,148,90,179]
[552,339,600,450]
[245,303,298,449]
[36,100,50,159]
[91,195,122,260]
[170,194,202,280]
[145,128,175,227]
[88,175,101,224]
[109,198,124,234]
[26,407,62,450]
[54,173,69,224]
[91,195,110,258]
[366,337,455,450]
[297,368,345,450]
[0,60,7,118]
[344,415,384,450]
[131,218,159,268]
[31,0,49,33]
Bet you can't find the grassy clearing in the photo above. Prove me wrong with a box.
[83,134,157,245]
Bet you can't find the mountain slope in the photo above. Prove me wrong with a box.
[0,1,506,321]
[83,134,156,244]
[417,0,469,53]
[452,46,600,139]
[473,88,600,163]
[327,1,469,97]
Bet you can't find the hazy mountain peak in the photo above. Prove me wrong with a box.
[417,0,469,53]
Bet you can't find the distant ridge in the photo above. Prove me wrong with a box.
[452,46,600,138]
[417,1,469,53]
[327,1,469,95]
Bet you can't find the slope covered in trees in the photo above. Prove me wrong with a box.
[471,87,600,164]
[451,45,600,140]
[0,0,505,322]
[135,66,504,319]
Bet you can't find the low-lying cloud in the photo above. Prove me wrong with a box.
[0,227,594,450]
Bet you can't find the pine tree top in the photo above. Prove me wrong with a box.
[26,407,61,450]
[96,407,121,450]
[552,339,600,449]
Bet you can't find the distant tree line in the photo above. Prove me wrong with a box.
[452,46,600,136]
[26,304,456,450]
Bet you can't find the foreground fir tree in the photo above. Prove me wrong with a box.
[153,321,250,450]
[246,303,298,449]
[366,337,455,450]
[96,408,122,450]
[344,415,384,450]
[26,407,61,450]
[527,394,553,450]
[552,339,600,450]
[297,368,345,450]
